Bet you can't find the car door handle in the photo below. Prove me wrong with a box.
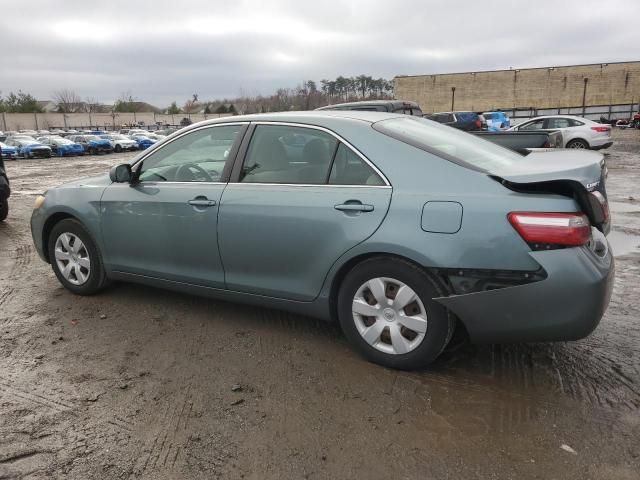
[188,198,217,207]
[334,202,374,212]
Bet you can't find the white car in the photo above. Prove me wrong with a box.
[100,134,139,152]
[509,115,613,150]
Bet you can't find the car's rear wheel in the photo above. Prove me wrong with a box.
[337,257,454,370]
[48,219,108,295]
[567,139,589,149]
[115,144,122,153]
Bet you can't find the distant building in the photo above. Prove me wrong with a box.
[394,61,640,113]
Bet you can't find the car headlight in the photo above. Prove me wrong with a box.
[33,194,46,209]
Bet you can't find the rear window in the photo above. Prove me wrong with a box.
[372,116,523,171]
[483,113,496,119]
[454,112,477,123]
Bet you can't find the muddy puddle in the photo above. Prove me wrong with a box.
[608,229,640,256]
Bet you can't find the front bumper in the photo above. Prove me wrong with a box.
[31,206,47,262]
[0,176,10,200]
[25,149,51,158]
[436,230,614,343]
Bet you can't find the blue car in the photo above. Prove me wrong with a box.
[38,137,85,156]
[69,135,114,154]
[0,141,18,160]
[4,138,52,158]
[130,134,157,150]
[483,111,511,131]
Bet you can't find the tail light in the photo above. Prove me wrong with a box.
[591,126,610,133]
[508,212,591,247]
[588,191,610,225]
[475,119,481,128]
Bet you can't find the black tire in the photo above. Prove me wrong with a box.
[566,139,589,149]
[47,218,109,295]
[115,144,122,153]
[337,257,455,370]
[89,147,96,155]
[0,198,8,222]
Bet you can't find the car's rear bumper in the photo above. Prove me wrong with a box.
[435,229,614,343]
[592,141,613,150]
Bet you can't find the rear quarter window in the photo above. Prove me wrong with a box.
[373,116,523,172]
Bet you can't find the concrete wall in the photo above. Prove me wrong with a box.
[394,61,640,113]
[1,112,231,131]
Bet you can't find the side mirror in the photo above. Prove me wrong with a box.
[109,163,132,183]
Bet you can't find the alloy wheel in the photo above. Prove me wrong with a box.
[54,233,91,285]
[352,277,428,355]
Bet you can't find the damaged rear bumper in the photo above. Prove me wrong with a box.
[435,231,614,343]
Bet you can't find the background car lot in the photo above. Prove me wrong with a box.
[0,128,638,479]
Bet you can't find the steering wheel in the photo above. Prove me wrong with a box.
[175,163,214,182]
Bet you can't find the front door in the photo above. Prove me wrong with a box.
[100,123,246,287]
[218,123,392,301]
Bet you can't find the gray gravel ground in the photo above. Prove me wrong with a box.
[0,130,639,479]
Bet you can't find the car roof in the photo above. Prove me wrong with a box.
[316,100,420,110]
[522,115,592,122]
[182,110,407,130]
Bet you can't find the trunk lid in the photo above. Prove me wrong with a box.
[489,150,604,190]
[489,150,610,233]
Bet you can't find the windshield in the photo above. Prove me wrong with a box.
[372,116,524,171]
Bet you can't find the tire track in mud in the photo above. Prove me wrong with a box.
[133,322,206,478]
[0,243,34,315]
[0,374,74,413]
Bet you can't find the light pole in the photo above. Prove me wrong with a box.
[451,87,456,111]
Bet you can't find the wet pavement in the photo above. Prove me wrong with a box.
[0,130,639,479]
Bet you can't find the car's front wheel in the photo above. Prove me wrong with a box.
[48,219,109,295]
[114,144,122,153]
[337,257,454,370]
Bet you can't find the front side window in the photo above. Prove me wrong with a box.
[138,125,242,183]
[519,119,545,130]
[240,125,337,184]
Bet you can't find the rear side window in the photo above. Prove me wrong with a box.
[372,116,523,172]
[548,118,571,129]
[329,144,385,186]
[241,125,337,184]
[569,119,584,127]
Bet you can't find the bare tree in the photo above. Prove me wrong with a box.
[85,97,103,113]
[53,89,84,113]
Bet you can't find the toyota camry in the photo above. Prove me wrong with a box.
[30,111,614,369]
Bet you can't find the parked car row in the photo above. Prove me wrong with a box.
[0,129,175,159]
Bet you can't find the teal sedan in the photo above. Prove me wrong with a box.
[30,111,614,369]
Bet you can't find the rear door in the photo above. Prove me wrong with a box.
[218,123,392,301]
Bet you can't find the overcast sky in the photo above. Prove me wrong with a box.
[1,0,638,107]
